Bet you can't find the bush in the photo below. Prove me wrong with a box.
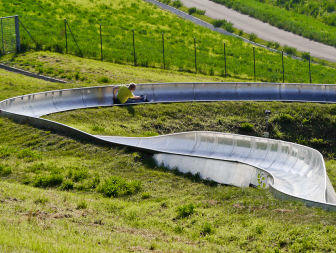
[196,9,205,15]
[273,113,295,125]
[85,175,100,189]
[172,0,182,8]
[160,0,171,4]
[212,19,225,28]
[141,192,151,199]
[187,7,205,15]
[302,52,310,60]
[98,176,141,198]
[0,146,12,159]
[33,174,63,188]
[239,122,254,133]
[17,148,40,161]
[60,179,74,191]
[0,164,12,177]
[188,7,197,15]
[97,76,110,83]
[248,33,257,42]
[34,197,49,205]
[284,46,297,56]
[201,222,214,236]
[212,19,234,32]
[71,169,89,182]
[177,203,195,218]
[76,200,87,210]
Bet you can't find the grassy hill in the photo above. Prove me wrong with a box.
[211,0,336,47]
[1,0,336,83]
[1,52,336,252]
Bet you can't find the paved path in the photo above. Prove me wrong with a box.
[180,0,336,62]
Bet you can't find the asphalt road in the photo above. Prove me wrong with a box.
[180,0,336,62]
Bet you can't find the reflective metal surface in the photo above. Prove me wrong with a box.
[1,82,336,210]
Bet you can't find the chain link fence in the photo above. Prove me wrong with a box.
[2,15,335,84]
[0,16,20,55]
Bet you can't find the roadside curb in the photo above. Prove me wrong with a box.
[0,63,67,83]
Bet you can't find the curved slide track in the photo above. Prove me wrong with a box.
[1,82,336,210]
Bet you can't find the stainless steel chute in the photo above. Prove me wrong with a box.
[1,82,336,210]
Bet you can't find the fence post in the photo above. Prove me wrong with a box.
[64,19,67,54]
[100,24,103,61]
[253,47,256,81]
[309,54,312,84]
[1,19,4,54]
[224,42,227,77]
[162,32,165,69]
[194,37,197,73]
[14,15,20,52]
[132,30,136,66]
[281,51,285,83]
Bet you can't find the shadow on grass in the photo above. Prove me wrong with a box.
[126,105,135,116]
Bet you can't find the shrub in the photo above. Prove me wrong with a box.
[196,9,205,15]
[273,113,295,125]
[284,46,297,56]
[201,222,214,236]
[98,176,141,198]
[0,146,12,159]
[17,148,40,161]
[97,76,110,83]
[187,7,205,15]
[33,174,63,188]
[172,0,182,8]
[212,19,224,28]
[248,33,257,42]
[34,197,49,205]
[161,0,171,4]
[188,7,197,15]
[0,164,12,177]
[0,165,12,177]
[76,200,87,210]
[85,175,100,189]
[141,192,151,199]
[177,203,195,218]
[309,138,326,149]
[91,125,106,133]
[60,179,74,191]
[239,122,254,133]
[72,169,89,182]
[302,52,310,60]
[212,19,234,32]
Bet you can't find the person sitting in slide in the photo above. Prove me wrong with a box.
[113,83,147,104]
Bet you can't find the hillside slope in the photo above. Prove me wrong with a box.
[0,52,336,251]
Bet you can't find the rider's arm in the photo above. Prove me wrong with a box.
[131,95,142,100]
[131,92,142,100]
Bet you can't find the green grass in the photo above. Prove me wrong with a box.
[0,51,241,87]
[1,52,336,251]
[211,0,336,47]
[1,0,336,83]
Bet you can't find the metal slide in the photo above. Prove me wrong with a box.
[1,82,336,210]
